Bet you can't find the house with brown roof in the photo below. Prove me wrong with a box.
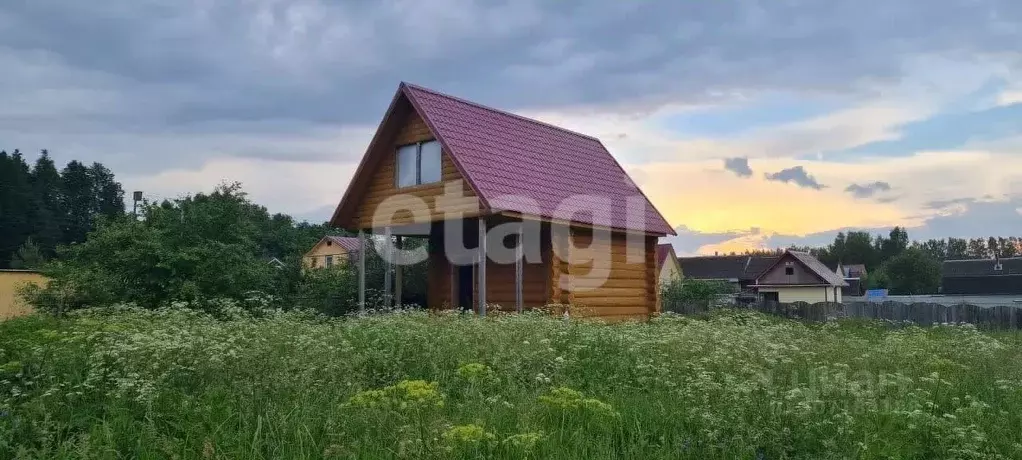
[304,236,362,269]
[330,82,674,320]
[677,254,780,291]
[751,250,848,303]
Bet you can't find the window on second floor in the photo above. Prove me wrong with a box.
[396,140,442,188]
[785,266,794,276]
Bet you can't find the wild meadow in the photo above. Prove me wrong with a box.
[2,306,1022,459]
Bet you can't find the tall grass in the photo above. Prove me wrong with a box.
[2,307,1021,459]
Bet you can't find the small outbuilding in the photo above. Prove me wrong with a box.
[330,83,674,320]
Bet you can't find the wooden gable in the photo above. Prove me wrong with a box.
[335,94,481,230]
[757,253,828,285]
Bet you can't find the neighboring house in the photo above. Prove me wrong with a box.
[676,254,780,291]
[0,269,47,320]
[304,236,362,269]
[656,244,682,284]
[330,82,674,320]
[830,263,868,296]
[752,250,848,303]
[267,257,286,269]
[942,257,1022,295]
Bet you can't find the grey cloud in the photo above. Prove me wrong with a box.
[723,157,753,177]
[845,181,892,198]
[764,198,1022,249]
[665,225,761,255]
[764,166,827,190]
[1,0,1020,197]
[925,197,977,210]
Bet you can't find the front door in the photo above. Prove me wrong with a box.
[457,265,474,312]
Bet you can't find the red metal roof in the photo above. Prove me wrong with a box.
[326,235,362,253]
[656,244,674,270]
[401,83,674,235]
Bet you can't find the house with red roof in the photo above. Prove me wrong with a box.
[330,82,674,320]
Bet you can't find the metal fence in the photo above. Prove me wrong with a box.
[664,299,1022,330]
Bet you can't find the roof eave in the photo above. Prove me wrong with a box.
[329,87,408,229]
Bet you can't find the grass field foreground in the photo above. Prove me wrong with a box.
[2,307,1022,459]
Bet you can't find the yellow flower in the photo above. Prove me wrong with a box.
[442,424,495,445]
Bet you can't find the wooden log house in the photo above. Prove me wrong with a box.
[330,82,674,320]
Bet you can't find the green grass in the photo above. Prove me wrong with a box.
[2,307,1022,459]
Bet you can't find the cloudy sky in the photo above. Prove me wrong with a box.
[3,0,1021,255]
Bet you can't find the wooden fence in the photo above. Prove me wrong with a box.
[664,299,1022,330]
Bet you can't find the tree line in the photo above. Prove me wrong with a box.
[0,149,124,268]
[735,227,1021,295]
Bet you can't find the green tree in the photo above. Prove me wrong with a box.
[29,150,67,258]
[874,248,941,295]
[60,160,96,245]
[880,226,909,261]
[29,183,278,310]
[843,231,879,269]
[917,238,948,261]
[966,238,988,259]
[1000,237,1019,258]
[947,237,968,259]
[10,238,45,269]
[0,150,35,268]
[89,162,125,219]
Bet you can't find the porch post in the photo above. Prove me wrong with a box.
[383,227,392,308]
[358,229,366,312]
[515,223,523,313]
[395,235,403,307]
[478,218,487,316]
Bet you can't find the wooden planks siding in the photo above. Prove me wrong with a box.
[352,111,481,229]
[557,229,656,320]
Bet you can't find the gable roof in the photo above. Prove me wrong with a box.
[304,235,362,257]
[842,264,867,278]
[326,236,362,253]
[331,82,674,235]
[677,254,780,281]
[943,257,1022,277]
[755,250,848,287]
[656,244,678,271]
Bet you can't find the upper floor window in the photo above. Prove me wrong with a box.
[396,140,442,188]
[784,267,794,275]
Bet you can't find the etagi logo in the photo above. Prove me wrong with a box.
[366,180,653,292]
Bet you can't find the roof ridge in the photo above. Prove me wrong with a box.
[400,81,601,142]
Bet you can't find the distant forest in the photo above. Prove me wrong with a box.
[0,149,337,270]
[0,149,124,268]
[740,227,1020,268]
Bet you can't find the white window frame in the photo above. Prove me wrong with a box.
[396,140,441,188]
